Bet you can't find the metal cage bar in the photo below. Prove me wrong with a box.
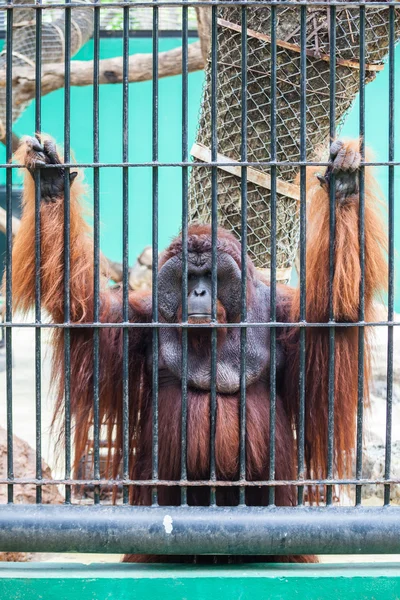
[268,0,277,508]
[122,3,130,507]
[1,160,400,169]
[326,2,336,507]
[0,1,399,7]
[63,0,72,505]
[355,1,366,507]
[0,0,399,559]
[180,0,189,508]
[0,505,399,555]
[209,3,218,507]
[151,1,159,507]
[297,2,307,507]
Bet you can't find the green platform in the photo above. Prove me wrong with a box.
[1,563,400,600]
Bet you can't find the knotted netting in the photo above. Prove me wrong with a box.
[0,0,93,137]
[189,2,400,278]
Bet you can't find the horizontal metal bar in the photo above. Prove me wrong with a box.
[1,477,400,487]
[0,505,399,555]
[0,161,398,169]
[0,1,398,8]
[3,321,400,329]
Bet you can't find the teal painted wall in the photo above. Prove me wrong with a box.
[0,38,399,309]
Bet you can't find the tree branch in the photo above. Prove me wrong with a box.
[0,41,204,107]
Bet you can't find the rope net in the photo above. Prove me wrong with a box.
[189,2,400,276]
[0,0,93,137]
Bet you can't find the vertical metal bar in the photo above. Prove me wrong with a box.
[151,0,159,506]
[326,1,336,507]
[92,1,101,506]
[5,0,14,504]
[297,2,307,506]
[384,5,395,507]
[64,0,72,505]
[34,0,42,505]
[180,0,189,507]
[122,4,130,505]
[355,1,366,507]
[210,3,218,507]
[239,2,248,507]
[268,0,277,507]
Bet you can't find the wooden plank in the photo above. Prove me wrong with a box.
[0,563,399,600]
[191,142,301,201]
